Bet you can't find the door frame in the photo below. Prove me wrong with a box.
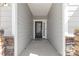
[33,19,47,39]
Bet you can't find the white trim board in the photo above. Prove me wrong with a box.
[12,3,17,56]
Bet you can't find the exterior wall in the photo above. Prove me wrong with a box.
[68,4,79,34]
[48,4,63,55]
[17,4,33,55]
[0,4,12,36]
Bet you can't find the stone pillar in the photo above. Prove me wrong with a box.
[4,36,14,56]
[0,29,4,56]
[74,29,79,56]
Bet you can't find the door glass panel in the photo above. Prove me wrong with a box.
[36,23,41,33]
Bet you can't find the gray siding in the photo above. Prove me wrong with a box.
[17,4,33,55]
[68,4,79,34]
[48,4,63,55]
[0,4,12,36]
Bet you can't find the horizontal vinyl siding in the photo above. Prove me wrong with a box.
[48,4,63,55]
[0,4,12,36]
[17,4,33,55]
[68,4,79,34]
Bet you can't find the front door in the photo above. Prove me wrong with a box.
[35,21,42,38]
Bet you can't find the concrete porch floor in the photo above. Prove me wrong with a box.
[21,39,60,56]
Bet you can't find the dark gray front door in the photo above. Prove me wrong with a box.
[35,21,42,38]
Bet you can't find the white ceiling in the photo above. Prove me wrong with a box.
[28,3,52,17]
